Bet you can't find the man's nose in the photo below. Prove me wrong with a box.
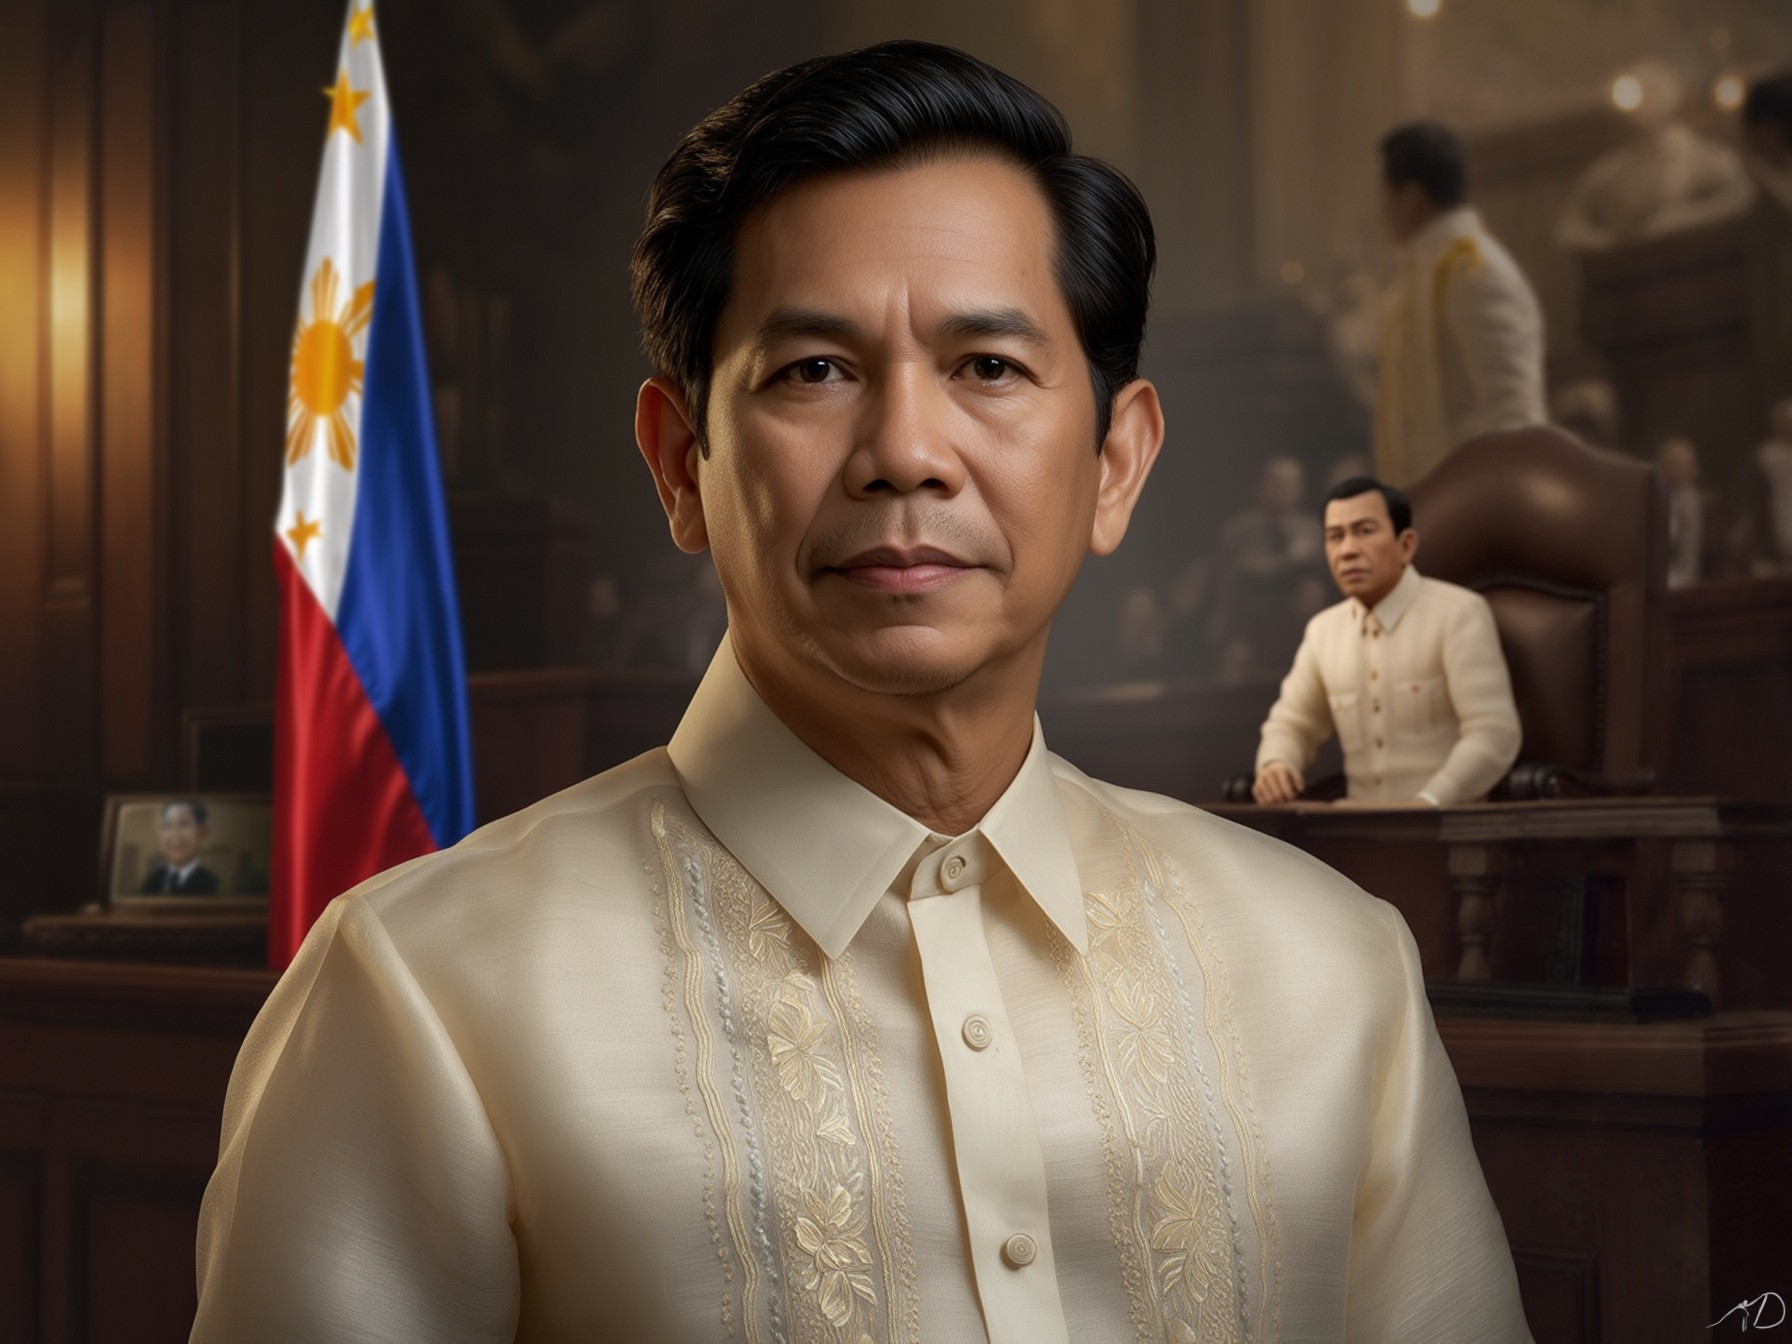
[843,366,966,498]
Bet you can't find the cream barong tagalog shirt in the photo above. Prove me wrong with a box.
[1256,564,1522,806]
[194,636,1532,1343]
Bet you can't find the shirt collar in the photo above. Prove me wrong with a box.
[1353,563,1423,634]
[667,636,1087,959]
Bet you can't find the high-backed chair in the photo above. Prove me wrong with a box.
[1223,425,1667,800]
[1407,425,1668,795]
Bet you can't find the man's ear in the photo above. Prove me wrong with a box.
[1400,527,1421,563]
[635,377,709,554]
[1090,378,1166,557]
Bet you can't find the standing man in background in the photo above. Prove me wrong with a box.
[1374,122,1545,487]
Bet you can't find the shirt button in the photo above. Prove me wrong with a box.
[1375,737,1385,749]
[1372,700,1381,712]
[1371,669,1379,681]
[1002,1232,1038,1268]
[943,855,966,882]
[962,1014,993,1051]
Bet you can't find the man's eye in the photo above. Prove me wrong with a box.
[784,358,837,385]
[967,356,1015,382]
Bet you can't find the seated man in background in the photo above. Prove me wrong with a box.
[1253,476,1521,805]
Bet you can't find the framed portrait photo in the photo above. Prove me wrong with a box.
[103,793,272,914]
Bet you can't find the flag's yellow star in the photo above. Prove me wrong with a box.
[348,5,376,45]
[322,69,371,143]
[286,511,323,561]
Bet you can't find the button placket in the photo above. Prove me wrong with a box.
[904,836,1069,1343]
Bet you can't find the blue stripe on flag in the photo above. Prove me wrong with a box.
[336,139,476,850]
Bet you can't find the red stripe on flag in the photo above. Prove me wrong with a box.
[270,543,437,968]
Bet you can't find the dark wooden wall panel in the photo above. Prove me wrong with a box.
[97,0,166,786]
[0,0,347,921]
[170,0,245,716]
[43,0,100,797]
[0,0,49,788]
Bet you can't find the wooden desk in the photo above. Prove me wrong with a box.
[1206,797,1792,1013]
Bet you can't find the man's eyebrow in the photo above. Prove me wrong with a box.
[752,308,863,351]
[938,307,1054,348]
[749,305,1055,352]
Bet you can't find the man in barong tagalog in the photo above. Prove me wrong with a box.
[193,42,1534,1344]
[1374,121,1546,488]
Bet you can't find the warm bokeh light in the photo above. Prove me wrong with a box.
[1712,73,1745,113]
[1610,73,1644,112]
[1281,260,1306,286]
[1405,0,1441,18]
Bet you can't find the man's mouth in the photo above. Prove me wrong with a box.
[828,545,973,594]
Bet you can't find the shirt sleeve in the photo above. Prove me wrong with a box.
[1440,248,1545,443]
[1346,903,1534,1343]
[192,896,519,1343]
[1256,624,1332,777]
[1419,596,1522,806]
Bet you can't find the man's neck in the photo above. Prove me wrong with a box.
[1354,564,1410,612]
[732,642,1041,837]
[1402,203,1466,251]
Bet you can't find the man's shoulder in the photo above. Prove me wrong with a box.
[340,747,682,930]
[1415,573,1494,617]
[1451,218,1537,301]
[1301,595,1357,639]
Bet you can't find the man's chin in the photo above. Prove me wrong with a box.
[807,627,1002,699]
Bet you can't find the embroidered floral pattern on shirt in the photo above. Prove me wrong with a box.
[654,805,917,1343]
[1057,813,1280,1344]
[1154,845,1283,1343]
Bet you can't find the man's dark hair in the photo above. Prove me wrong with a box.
[163,799,208,826]
[1324,476,1413,534]
[1744,72,1792,141]
[1380,121,1467,209]
[632,40,1156,452]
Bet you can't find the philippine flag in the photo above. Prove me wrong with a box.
[271,0,474,969]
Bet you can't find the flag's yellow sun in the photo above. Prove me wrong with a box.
[286,257,375,471]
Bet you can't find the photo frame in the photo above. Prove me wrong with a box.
[101,793,272,915]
